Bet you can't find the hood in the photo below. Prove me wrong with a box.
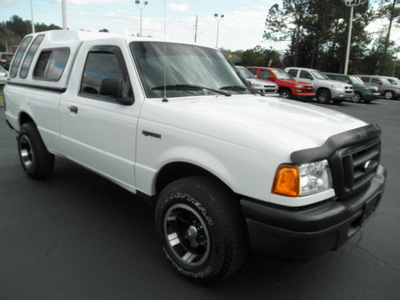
[164,95,367,154]
[323,79,352,88]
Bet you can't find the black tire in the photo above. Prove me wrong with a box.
[279,89,292,99]
[316,89,331,104]
[18,122,55,179]
[384,91,394,100]
[352,92,362,103]
[155,176,248,283]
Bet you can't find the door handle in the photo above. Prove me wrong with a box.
[69,106,78,114]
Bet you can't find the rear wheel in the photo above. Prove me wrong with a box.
[384,91,394,100]
[317,89,331,104]
[155,176,248,283]
[18,122,54,179]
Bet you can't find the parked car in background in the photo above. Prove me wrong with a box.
[0,65,8,87]
[247,67,314,101]
[286,67,353,104]
[235,66,279,96]
[0,52,14,70]
[325,73,380,103]
[357,75,400,100]
[382,76,400,86]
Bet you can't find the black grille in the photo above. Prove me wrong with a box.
[329,138,381,199]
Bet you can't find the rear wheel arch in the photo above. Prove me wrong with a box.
[19,111,35,128]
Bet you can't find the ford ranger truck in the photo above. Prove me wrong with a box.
[4,30,386,283]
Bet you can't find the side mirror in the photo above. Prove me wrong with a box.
[268,76,275,81]
[100,78,122,98]
[100,78,134,105]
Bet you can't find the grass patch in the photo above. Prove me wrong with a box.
[0,89,3,103]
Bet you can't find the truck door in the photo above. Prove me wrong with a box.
[59,43,140,190]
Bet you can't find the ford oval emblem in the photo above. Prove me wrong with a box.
[363,160,374,172]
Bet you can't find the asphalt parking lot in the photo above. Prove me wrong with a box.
[0,99,399,300]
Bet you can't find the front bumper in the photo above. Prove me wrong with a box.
[240,165,386,260]
[362,91,381,101]
[332,89,353,100]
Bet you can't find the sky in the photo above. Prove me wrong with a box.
[0,0,399,53]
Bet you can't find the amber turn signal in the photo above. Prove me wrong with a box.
[271,165,300,197]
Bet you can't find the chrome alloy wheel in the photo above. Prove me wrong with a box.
[164,203,211,267]
[19,135,34,169]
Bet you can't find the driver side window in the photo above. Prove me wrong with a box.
[80,46,133,102]
[259,69,273,80]
[300,70,313,80]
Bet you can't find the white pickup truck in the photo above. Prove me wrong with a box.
[4,30,386,283]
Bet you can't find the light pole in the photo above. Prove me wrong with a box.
[30,0,35,33]
[214,13,224,48]
[62,0,67,30]
[344,0,360,74]
[135,0,148,36]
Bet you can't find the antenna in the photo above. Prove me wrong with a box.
[162,0,168,102]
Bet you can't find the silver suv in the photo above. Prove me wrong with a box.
[357,75,400,100]
[286,67,353,104]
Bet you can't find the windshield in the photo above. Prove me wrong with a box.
[349,76,364,84]
[236,66,256,78]
[380,78,390,85]
[387,78,400,85]
[272,69,293,80]
[130,42,251,98]
[311,70,330,80]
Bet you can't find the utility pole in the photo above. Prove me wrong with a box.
[194,15,198,43]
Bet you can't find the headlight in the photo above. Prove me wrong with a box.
[272,160,332,197]
[252,84,263,88]
[294,85,303,88]
[331,84,344,89]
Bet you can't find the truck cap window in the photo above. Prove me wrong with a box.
[33,48,70,81]
[10,36,33,78]
[130,42,251,98]
[20,35,45,79]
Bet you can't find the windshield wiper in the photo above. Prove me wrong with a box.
[152,84,231,96]
[219,85,247,91]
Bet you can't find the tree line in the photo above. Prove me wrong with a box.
[0,15,61,52]
[263,0,400,76]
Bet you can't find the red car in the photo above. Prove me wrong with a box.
[247,67,315,101]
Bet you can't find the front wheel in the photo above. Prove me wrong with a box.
[317,89,331,104]
[352,92,362,103]
[155,176,248,283]
[18,122,54,179]
[279,89,292,99]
